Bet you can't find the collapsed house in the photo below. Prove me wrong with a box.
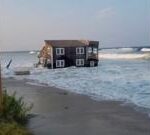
[38,40,99,69]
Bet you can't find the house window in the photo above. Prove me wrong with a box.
[76,59,84,66]
[56,48,65,55]
[76,47,84,54]
[88,47,92,53]
[56,60,65,68]
[93,48,98,54]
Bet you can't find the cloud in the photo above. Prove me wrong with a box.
[96,7,116,19]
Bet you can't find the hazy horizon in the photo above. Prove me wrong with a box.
[0,0,150,51]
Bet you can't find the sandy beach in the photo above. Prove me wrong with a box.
[3,78,150,135]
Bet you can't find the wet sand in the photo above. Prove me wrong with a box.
[3,78,150,135]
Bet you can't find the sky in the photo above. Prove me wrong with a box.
[0,0,150,51]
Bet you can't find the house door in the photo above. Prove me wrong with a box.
[90,61,95,67]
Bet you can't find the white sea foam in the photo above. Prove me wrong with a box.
[29,51,36,55]
[141,48,150,52]
[100,48,139,53]
[118,48,137,52]
[26,63,150,110]
[7,61,149,112]
[99,53,150,60]
[1,50,150,115]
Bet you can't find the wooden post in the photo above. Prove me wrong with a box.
[0,63,2,110]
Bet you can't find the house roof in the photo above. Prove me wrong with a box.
[45,40,98,47]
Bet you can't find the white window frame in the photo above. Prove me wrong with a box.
[76,59,84,66]
[76,47,85,54]
[93,48,98,54]
[56,60,65,68]
[56,48,65,55]
[88,47,92,53]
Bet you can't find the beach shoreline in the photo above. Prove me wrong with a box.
[3,78,150,135]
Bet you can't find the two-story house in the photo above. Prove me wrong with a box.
[38,40,99,69]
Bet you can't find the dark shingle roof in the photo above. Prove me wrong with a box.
[45,40,95,47]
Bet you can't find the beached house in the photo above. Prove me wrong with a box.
[38,40,99,69]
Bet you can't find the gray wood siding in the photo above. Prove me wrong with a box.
[53,46,86,68]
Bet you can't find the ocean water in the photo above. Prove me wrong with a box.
[0,48,150,113]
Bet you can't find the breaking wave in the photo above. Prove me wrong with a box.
[100,47,140,53]
[99,47,150,60]
[99,53,150,60]
[117,48,140,53]
[141,48,150,52]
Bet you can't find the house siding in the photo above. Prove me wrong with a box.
[53,46,87,68]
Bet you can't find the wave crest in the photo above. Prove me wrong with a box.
[141,48,150,52]
[99,53,150,60]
